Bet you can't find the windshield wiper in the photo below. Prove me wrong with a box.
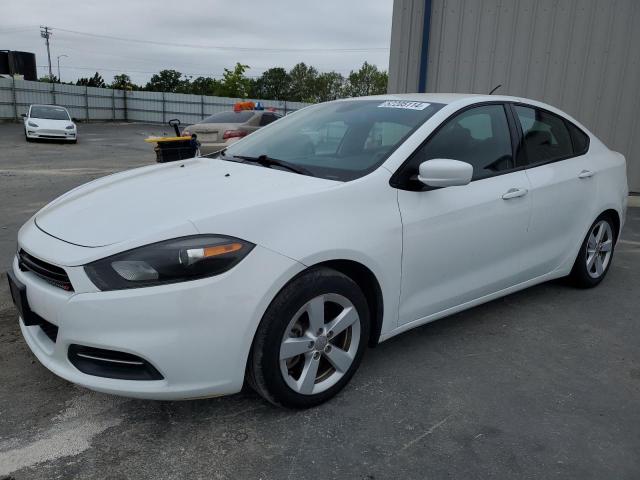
[231,154,313,176]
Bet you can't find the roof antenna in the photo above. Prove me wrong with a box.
[489,84,502,95]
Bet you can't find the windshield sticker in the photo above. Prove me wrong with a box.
[378,100,430,110]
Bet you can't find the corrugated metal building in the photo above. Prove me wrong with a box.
[388,0,640,192]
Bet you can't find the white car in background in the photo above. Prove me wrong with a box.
[23,104,77,143]
[8,94,627,408]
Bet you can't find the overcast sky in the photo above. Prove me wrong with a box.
[1,0,393,85]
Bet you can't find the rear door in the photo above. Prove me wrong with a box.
[395,103,532,325]
[510,104,598,278]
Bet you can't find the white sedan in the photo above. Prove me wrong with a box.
[23,104,77,143]
[8,94,628,408]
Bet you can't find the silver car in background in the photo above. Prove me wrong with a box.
[182,110,282,154]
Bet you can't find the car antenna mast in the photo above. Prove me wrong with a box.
[489,84,502,95]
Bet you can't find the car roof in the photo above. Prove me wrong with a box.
[336,92,585,127]
[348,92,523,105]
[29,104,70,109]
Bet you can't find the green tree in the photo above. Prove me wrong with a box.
[314,71,344,102]
[343,62,388,97]
[38,75,59,83]
[111,73,136,91]
[254,67,290,100]
[190,76,222,96]
[288,63,318,102]
[145,69,186,93]
[76,72,106,88]
[218,63,252,98]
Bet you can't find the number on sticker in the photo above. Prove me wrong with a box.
[378,101,430,110]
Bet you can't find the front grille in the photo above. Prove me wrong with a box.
[37,130,66,135]
[18,250,74,291]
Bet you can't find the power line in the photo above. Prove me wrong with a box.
[39,64,359,79]
[51,27,390,53]
[0,26,38,34]
[38,64,262,78]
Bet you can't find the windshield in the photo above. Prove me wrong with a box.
[200,111,255,124]
[223,100,444,181]
[30,106,70,120]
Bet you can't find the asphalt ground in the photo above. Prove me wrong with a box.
[0,122,638,479]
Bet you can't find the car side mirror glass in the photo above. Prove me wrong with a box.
[418,159,473,188]
[20,113,26,118]
[72,117,78,122]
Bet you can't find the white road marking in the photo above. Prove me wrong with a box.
[401,416,450,450]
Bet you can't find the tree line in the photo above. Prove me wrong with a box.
[40,62,388,103]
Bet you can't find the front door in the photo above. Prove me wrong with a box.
[395,103,532,326]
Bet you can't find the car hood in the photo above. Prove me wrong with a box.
[35,158,339,248]
[27,118,73,129]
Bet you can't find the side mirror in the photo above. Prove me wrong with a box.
[72,117,78,122]
[20,113,26,118]
[418,159,473,188]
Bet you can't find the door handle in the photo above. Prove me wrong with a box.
[578,169,594,179]
[502,188,528,200]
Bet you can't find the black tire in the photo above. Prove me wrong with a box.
[247,267,370,408]
[569,213,617,288]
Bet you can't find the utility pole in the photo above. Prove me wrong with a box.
[57,54,68,83]
[40,26,53,80]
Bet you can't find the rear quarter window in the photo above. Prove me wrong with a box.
[567,122,590,155]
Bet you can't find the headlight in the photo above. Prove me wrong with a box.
[28,121,39,127]
[182,129,191,136]
[84,235,254,291]
[65,125,75,130]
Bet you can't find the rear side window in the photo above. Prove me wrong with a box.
[567,121,590,155]
[514,106,573,165]
[200,111,254,124]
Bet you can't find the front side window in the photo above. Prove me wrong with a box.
[514,106,573,165]
[224,100,445,181]
[410,104,514,182]
[30,106,70,120]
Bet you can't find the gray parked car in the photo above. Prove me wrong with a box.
[182,110,282,155]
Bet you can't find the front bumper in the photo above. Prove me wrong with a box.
[11,242,304,400]
[26,128,76,140]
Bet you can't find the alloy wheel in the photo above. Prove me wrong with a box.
[586,220,613,278]
[279,293,360,395]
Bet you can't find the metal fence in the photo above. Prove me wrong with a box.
[0,77,311,124]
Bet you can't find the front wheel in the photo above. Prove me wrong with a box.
[248,267,369,408]
[570,214,617,288]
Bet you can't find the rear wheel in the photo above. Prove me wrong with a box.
[570,214,617,288]
[248,267,369,408]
